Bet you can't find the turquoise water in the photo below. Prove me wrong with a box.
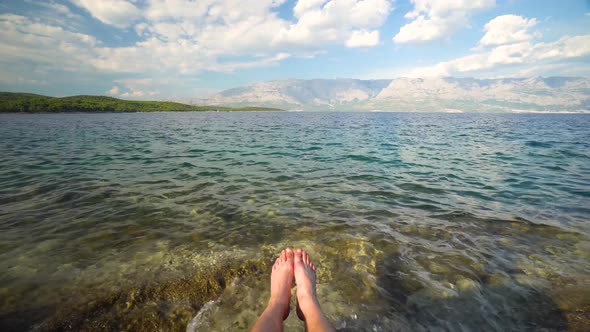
[0,112,589,331]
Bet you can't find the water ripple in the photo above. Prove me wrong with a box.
[0,112,589,331]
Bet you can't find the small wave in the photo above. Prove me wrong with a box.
[525,141,552,148]
[197,171,225,177]
[180,162,197,168]
[397,182,446,195]
[186,299,220,332]
[54,191,84,204]
[452,190,492,201]
[295,146,322,151]
[345,154,384,163]
[263,151,298,157]
[565,189,590,198]
[269,175,294,182]
[493,152,517,161]
[339,189,404,201]
[542,165,566,171]
[346,174,390,181]
[558,149,589,159]
[508,180,540,190]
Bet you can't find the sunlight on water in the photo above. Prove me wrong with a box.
[0,112,589,331]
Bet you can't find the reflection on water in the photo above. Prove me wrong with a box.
[0,112,589,331]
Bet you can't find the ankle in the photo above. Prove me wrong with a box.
[268,297,289,309]
[297,294,320,312]
[297,288,317,302]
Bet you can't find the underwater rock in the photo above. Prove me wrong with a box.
[486,273,510,286]
[428,261,450,274]
[35,257,270,331]
[455,278,478,292]
[574,241,590,259]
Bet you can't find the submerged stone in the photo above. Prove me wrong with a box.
[487,273,510,286]
[428,262,450,274]
[455,278,478,292]
[574,241,590,259]
[37,257,270,331]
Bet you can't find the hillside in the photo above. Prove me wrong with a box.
[0,93,283,113]
[193,77,590,112]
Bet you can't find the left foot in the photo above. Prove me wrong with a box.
[269,248,294,320]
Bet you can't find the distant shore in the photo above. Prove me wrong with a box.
[0,92,283,113]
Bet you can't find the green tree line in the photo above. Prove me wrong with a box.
[0,92,282,113]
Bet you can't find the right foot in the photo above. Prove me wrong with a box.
[269,248,294,320]
[294,248,318,321]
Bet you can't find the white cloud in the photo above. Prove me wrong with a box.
[487,42,532,64]
[346,29,380,47]
[108,86,120,95]
[27,0,79,18]
[393,0,495,43]
[404,33,590,78]
[210,53,291,72]
[69,0,141,28]
[0,14,96,68]
[479,15,539,47]
[115,82,159,98]
[111,78,169,98]
[145,0,287,22]
[535,34,590,60]
[509,62,590,78]
[89,0,393,74]
[121,90,145,98]
[139,0,392,52]
[293,0,326,17]
[291,0,392,34]
[1,0,394,82]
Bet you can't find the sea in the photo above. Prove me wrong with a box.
[0,112,589,331]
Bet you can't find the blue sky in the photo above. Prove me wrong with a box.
[0,0,589,99]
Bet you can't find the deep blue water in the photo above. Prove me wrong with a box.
[0,112,589,331]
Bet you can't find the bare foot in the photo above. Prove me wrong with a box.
[294,248,318,321]
[269,247,294,320]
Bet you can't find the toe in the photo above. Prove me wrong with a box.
[286,247,294,261]
[280,249,286,262]
[294,248,303,262]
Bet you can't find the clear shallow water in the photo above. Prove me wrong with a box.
[0,112,589,331]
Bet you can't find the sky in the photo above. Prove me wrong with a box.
[0,0,589,99]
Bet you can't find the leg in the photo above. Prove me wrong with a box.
[295,248,335,332]
[251,248,294,332]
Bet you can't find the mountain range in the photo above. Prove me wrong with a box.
[184,77,590,113]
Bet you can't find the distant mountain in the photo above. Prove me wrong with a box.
[187,78,392,110]
[190,77,590,112]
